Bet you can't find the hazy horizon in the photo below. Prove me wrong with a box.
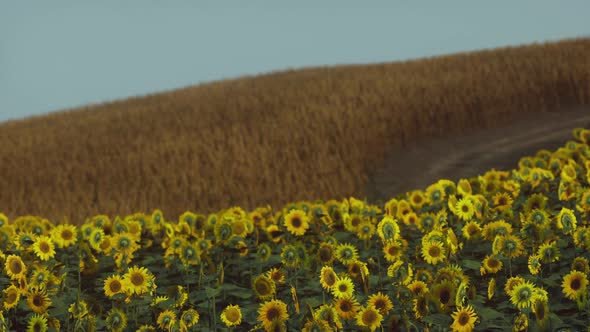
[2,1,590,123]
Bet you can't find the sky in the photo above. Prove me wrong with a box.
[1,1,590,123]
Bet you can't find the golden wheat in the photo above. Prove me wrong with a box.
[0,37,589,223]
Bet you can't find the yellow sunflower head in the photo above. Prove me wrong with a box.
[179,309,199,328]
[157,310,177,330]
[257,299,289,329]
[562,270,589,301]
[27,314,48,332]
[334,295,360,320]
[27,286,52,314]
[51,224,78,248]
[5,254,27,280]
[32,235,56,262]
[421,241,446,265]
[3,285,20,310]
[356,305,383,332]
[221,304,241,327]
[283,209,310,236]
[377,216,400,242]
[335,243,359,265]
[510,280,536,309]
[367,292,393,315]
[104,274,124,298]
[332,276,355,299]
[450,304,478,332]
[252,274,276,300]
[123,265,155,296]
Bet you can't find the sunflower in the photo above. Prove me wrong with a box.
[456,178,472,196]
[253,274,276,300]
[68,300,89,319]
[220,304,242,327]
[395,200,412,221]
[266,268,286,285]
[408,190,427,209]
[382,240,403,263]
[413,295,429,319]
[526,209,550,228]
[461,221,481,240]
[88,227,105,252]
[27,314,48,332]
[528,255,542,275]
[402,212,419,227]
[426,182,446,204]
[481,255,503,275]
[104,274,124,297]
[455,198,475,221]
[27,287,52,314]
[562,270,588,301]
[257,243,272,262]
[3,284,20,309]
[356,220,375,241]
[180,309,200,327]
[493,234,524,258]
[302,318,333,332]
[14,231,36,251]
[319,266,338,290]
[571,256,590,274]
[492,192,513,212]
[537,241,560,263]
[377,216,400,242]
[513,312,528,332]
[407,280,428,297]
[531,295,549,328]
[523,193,548,214]
[231,218,249,238]
[431,281,455,312]
[365,292,393,316]
[280,244,300,267]
[356,305,383,332]
[417,212,438,233]
[123,265,154,296]
[157,310,177,330]
[556,207,577,235]
[179,242,201,266]
[450,304,478,332]
[332,276,355,299]
[32,236,56,261]
[347,260,369,282]
[422,241,446,265]
[313,304,343,329]
[335,243,359,265]
[112,232,140,254]
[487,278,496,300]
[455,282,468,307]
[334,296,360,320]
[4,254,27,280]
[481,220,513,240]
[283,209,310,236]
[51,224,77,248]
[510,280,536,309]
[317,242,335,265]
[258,300,289,330]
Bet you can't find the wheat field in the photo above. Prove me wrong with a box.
[0,37,589,224]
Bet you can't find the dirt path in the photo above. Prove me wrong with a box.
[364,107,590,204]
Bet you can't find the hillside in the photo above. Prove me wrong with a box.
[1,37,589,223]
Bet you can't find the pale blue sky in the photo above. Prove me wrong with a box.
[2,1,589,123]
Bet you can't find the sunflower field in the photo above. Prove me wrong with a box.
[2,127,590,331]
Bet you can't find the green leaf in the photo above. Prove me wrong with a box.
[477,307,504,321]
[205,286,221,299]
[462,259,481,271]
[422,313,452,326]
